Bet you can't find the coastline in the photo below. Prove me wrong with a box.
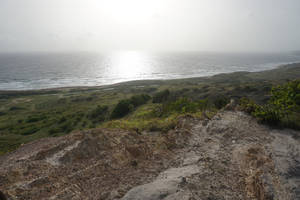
[1,62,300,94]
[0,62,299,155]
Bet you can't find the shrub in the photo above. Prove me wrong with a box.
[58,116,67,124]
[49,127,60,135]
[130,94,151,107]
[111,99,133,119]
[160,98,209,116]
[60,122,73,133]
[164,97,198,114]
[268,80,300,118]
[295,94,300,105]
[21,127,39,135]
[9,106,23,111]
[88,105,109,122]
[253,105,281,125]
[53,122,73,134]
[197,99,209,111]
[240,80,300,128]
[153,89,170,103]
[25,115,46,123]
[239,97,258,114]
[213,96,230,109]
[110,95,150,119]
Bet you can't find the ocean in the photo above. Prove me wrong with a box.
[0,51,300,90]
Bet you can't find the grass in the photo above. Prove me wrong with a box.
[101,103,217,133]
[0,63,300,154]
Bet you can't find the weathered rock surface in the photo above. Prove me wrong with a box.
[0,111,299,199]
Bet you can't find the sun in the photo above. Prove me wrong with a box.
[103,0,159,24]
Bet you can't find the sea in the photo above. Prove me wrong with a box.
[0,51,300,90]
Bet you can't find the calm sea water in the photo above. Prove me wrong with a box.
[0,51,300,90]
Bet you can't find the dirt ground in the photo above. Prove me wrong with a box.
[0,111,299,200]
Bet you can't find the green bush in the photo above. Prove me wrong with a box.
[160,98,209,116]
[130,94,151,107]
[60,122,73,133]
[9,106,24,111]
[111,99,133,119]
[163,98,197,114]
[197,99,209,111]
[213,96,230,109]
[49,127,60,135]
[110,94,150,119]
[26,115,47,123]
[153,89,170,103]
[58,116,67,124]
[21,127,39,135]
[240,80,300,128]
[49,121,73,135]
[253,105,281,125]
[240,97,258,114]
[88,105,109,122]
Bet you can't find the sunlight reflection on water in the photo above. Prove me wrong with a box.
[1,51,300,90]
[107,51,152,79]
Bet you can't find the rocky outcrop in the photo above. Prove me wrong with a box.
[121,111,300,200]
[0,111,299,199]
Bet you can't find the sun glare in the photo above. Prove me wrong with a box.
[108,51,151,80]
[103,0,159,24]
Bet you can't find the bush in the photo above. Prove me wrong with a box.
[49,127,60,135]
[25,115,46,123]
[239,97,258,114]
[110,94,150,119]
[21,127,39,135]
[163,98,198,114]
[88,105,109,122]
[240,80,300,128]
[160,98,209,116]
[111,99,133,119]
[9,106,23,111]
[153,89,170,103]
[49,121,73,134]
[253,105,281,125]
[58,116,67,124]
[197,99,209,111]
[130,94,151,107]
[60,122,73,133]
[213,96,230,109]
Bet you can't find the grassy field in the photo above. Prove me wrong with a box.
[0,63,300,155]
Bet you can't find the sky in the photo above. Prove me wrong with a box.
[0,0,300,53]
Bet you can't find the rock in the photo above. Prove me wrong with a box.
[122,165,200,200]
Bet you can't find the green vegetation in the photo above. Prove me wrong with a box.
[111,99,133,119]
[102,101,216,133]
[152,89,170,103]
[240,79,300,128]
[111,94,150,118]
[0,63,300,155]
[88,105,109,123]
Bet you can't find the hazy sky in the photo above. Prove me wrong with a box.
[0,0,300,53]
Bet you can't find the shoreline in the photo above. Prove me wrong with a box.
[0,62,299,155]
[1,62,300,93]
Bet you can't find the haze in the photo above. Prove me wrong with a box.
[1,0,300,53]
